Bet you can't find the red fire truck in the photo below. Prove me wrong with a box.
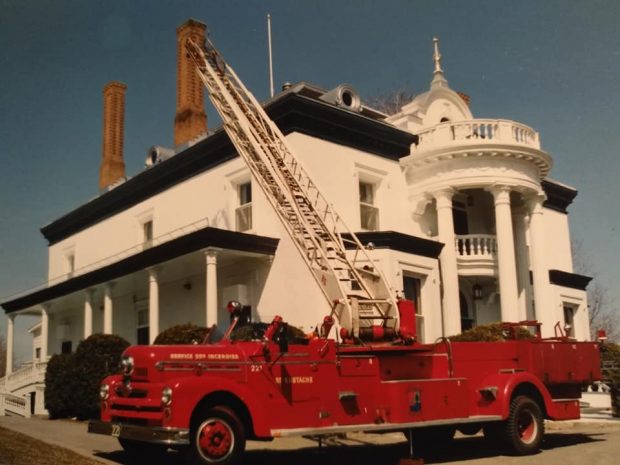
[89,304,600,464]
[88,28,601,465]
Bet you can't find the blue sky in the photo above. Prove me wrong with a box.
[1,0,619,361]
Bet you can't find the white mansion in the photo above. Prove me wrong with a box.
[1,25,591,417]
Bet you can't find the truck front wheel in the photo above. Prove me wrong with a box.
[504,395,544,455]
[190,406,246,465]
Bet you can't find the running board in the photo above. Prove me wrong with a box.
[271,415,503,438]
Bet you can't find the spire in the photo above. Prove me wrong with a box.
[431,37,448,89]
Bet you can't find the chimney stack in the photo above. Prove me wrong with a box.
[99,81,127,190]
[174,19,208,147]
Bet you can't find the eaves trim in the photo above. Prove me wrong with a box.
[2,227,279,313]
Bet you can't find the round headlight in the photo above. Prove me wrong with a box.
[100,384,110,400]
[161,387,173,406]
[120,355,134,375]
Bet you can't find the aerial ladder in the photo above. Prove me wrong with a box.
[186,36,400,339]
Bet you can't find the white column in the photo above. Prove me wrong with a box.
[490,186,519,322]
[148,267,160,344]
[5,315,14,375]
[434,189,461,336]
[41,305,49,361]
[84,289,94,339]
[528,194,554,335]
[205,248,219,327]
[103,283,114,334]
[512,208,532,321]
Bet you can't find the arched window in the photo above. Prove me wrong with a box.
[440,117,450,123]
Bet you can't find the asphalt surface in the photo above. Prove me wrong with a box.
[1,415,620,465]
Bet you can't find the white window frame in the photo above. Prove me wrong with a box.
[355,165,385,232]
[64,246,76,278]
[236,181,253,232]
[136,209,155,250]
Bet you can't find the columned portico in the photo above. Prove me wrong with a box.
[147,267,160,344]
[5,315,14,375]
[528,194,553,334]
[433,189,461,336]
[103,283,115,334]
[205,248,219,327]
[84,289,95,338]
[489,186,519,323]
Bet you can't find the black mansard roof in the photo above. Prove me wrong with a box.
[41,87,417,246]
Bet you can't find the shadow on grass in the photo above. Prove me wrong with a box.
[93,431,607,465]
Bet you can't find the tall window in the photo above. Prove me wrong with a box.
[66,252,75,278]
[359,181,379,231]
[403,274,423,342]
[143,220,154,248]
[563,305,575,337]
[236,182,252,232]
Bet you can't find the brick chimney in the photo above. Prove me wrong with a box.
[99,81,127,190]
[174,19,208,146]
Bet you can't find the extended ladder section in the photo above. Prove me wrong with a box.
[186,37,399,338]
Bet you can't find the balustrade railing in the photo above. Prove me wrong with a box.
[455,234,497,259]
[2,360,47,393]
[0,392,31,418]
[415,119,540,150]
[2,216,212,302]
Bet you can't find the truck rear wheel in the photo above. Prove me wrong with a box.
[190,406,246,465]
[504,395,544,455]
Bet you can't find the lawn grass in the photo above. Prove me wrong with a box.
[0,426,103,465]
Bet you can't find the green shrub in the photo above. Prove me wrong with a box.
[449,323,536,342]
[154,323,209,345]
[45,334,129,420]
[44,353,78,419]
[72,334,130,420]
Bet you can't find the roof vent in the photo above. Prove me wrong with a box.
[146,146,176,167]
[319,84,362,113]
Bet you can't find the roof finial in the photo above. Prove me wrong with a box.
[431,37,448,88]
[433,37,443,74]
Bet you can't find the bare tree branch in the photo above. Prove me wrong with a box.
[365,87,416,116]
[573,240,619,341]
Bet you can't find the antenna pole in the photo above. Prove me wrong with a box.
[267,14,274,98]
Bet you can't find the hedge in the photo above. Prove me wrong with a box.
[154,323,209,345]
[44,334,129,420]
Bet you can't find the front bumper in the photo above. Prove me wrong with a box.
[88,420,190,446]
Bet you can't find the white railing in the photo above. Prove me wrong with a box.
[1,360,47,393]
[2,216,212,303]
[0,392,31,418]
[415,119,540,150]
[455,234,497,259]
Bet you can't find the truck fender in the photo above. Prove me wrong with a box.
[167,376,271,437]
[480,372,554,419]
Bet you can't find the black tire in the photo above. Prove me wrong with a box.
[190,406,246,465]
[504,395,544,455]
[118,438,167,463]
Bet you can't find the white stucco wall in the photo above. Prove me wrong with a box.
[542,208,574,272]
